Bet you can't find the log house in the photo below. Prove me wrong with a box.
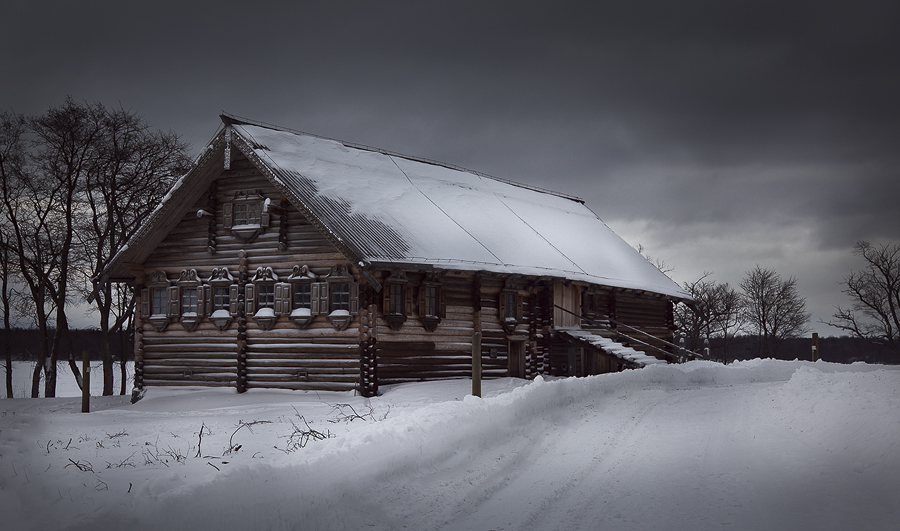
[101,116,694,397]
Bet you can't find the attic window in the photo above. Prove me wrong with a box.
[224,190,270,241]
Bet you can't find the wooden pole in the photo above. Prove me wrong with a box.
[812,332,819,362]
[81,350,90,413]
[471,332,482,398]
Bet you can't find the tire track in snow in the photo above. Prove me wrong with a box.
[438,386,676,531]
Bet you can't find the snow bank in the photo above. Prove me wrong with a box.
[2,359,898,531]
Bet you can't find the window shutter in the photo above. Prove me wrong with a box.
[405,284,413,316]
[498,293,507,321]
[229,284,239,316]
[382,284,390,314]
[244,284,256,315]
[223,202,233,229]
[349,282,359,315]
[516,294,523,321]
[140,288,150,320]
[261,211,270,227]
[310,282,321,315]
[166,286,180,317]
[438,287,446,319]
[417,286,425,317]
[318,282,330,314]
[274,282,291,316]
[197,285,208,317]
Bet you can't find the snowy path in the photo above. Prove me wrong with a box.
[2,360,899,530]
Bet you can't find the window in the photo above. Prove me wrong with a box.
[175,269,204,331]
[224,190,270,241]
[142,271,173,332]
[246,266,279,330]
[214,287,230,311]
[182,287,199,314]
[207,267,236,331]
[424,285,438,317]
[499,283,522,335]
[388,283,404,314]
[324,264,358,330]
[503,292,517,320]
[294,283,311,310]
[332,283,351,312]
[287,264,317,329]
[419,279,445,332]
[257,283,275,310]
[152,288,167,316]
[383,271,408,331]
[233,201,262,226]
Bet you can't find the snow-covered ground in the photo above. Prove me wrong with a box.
[1,359,898,530]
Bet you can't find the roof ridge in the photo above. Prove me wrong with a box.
[220,112,585,204]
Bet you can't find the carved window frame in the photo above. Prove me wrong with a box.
[223,190,271,242]
[286,265,317,329]
[207,267,237,331]
[324,264,358,331]
[142,271,172,332]
[246,266,279,331]
[499,278,523,335]
[176,269,206,332]
[418,272,446,332]
[382,270,409,331]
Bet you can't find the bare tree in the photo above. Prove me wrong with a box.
[0,111,27,397]
[740,265,810,358]
[674,273,744,363]
[826,242,900,356]
[77,107,189,394]
[707,282,744,363]
[2,111,61,396]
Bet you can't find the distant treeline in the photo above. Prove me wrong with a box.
[708,336,899,365]
[4,329,132,362]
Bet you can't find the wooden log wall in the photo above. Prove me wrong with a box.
[614,292,674,360]
[135,152,682,392]
[138,157,359,392]
[374,273,481,385]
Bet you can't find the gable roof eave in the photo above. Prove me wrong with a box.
[227,130,368,270]
[98,131,227,284]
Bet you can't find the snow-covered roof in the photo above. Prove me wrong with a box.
[229,121,690,300]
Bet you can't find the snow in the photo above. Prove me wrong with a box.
[560,327,668,367]
[290,308,312,317]
[2,359,898,530]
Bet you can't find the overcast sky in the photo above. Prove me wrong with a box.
[4,1,899,336]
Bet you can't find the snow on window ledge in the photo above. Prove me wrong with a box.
[253,307,277,331]
[290,307,314,329]
[327,309,352,331]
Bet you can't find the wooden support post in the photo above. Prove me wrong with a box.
[81,350,90,413]
[812,332,819,362]
[472,332,482,398]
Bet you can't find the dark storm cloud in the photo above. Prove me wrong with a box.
[3,0,899,333]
